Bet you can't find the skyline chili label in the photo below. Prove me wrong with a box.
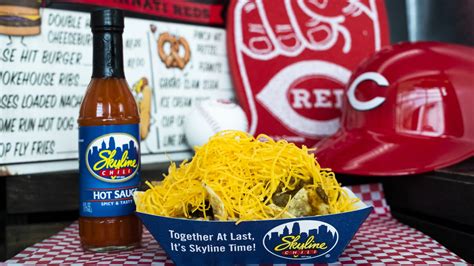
[79,124,140,217]
[263,220,338,260]
[86,133,139,182]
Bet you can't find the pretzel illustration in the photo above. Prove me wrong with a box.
[157,32,191,69]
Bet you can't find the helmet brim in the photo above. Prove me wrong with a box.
[313,129,474,176]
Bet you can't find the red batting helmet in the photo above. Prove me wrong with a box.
[314,42,474,176]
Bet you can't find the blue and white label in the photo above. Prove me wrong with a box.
[79,124,140,217]
[137,205,373,265]
[263,220,339,260]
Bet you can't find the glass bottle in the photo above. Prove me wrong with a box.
[78,9,142,252]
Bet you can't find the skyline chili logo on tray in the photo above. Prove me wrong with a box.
[86,133,139,183]
[227,0,390,147]
[263,220,339,260]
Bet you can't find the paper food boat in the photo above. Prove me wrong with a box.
[134,188,372,265]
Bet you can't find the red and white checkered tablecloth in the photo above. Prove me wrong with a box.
[6,184,467,264]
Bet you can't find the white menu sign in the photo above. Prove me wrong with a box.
[0,8,233,175]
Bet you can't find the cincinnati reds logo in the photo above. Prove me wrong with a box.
[157,32,191,70]
[257,61,350,137]
[287,75,344,120]
[347,72,389,111]
[228,0,389,146]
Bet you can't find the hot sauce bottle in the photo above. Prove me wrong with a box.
[78,9,142,252]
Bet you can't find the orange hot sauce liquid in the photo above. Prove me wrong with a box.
[78,10,142,252]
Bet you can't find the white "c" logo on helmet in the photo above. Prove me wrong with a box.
[347,72,389,111]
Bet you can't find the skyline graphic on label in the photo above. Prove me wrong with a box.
[263,220,339,260]
[86,133,139,183]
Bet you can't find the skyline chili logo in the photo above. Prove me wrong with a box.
[86,133,139,183]
[263,220,338,260]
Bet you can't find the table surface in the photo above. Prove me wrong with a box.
[6,184,466,265]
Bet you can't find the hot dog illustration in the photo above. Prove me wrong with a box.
[132,77,152,140]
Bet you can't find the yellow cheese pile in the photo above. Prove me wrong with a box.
[136,130,357,222]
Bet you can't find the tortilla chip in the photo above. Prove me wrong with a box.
[307,187,331,215]
[202,183,228,220]
[268,204,295,219]
[272,192,291,207]
[286,188,312,217]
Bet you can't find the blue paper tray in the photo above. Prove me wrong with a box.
[135,188,372,265]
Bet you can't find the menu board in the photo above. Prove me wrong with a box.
[0,8,233,175]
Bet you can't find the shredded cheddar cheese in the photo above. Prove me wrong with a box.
[136,130,358,222]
